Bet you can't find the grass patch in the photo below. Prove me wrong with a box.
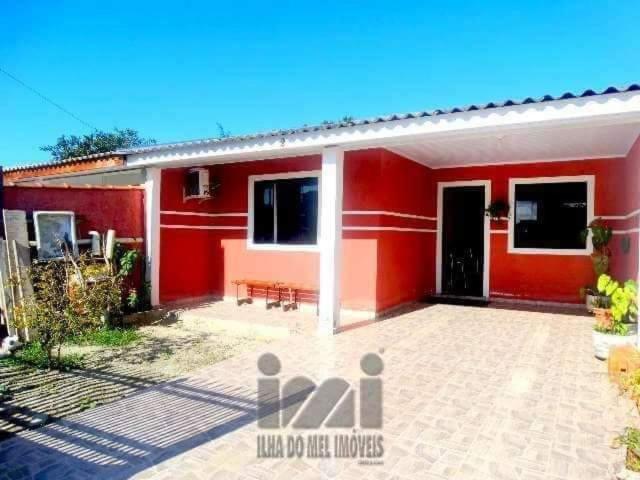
[0,342,84,370]
[69,327,142,347]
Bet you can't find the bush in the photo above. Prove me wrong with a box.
[12,251,122,368]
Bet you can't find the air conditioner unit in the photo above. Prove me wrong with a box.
[184,168,210,200]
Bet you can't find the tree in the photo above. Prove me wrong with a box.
[40,128,156,162]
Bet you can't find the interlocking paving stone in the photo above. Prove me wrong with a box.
[0,303,637,479]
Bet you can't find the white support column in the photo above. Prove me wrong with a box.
[318,147,344,335]
[145,167,162,307]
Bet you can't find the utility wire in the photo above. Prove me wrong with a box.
[0,66,98,131]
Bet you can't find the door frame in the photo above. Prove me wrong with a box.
[436,180,491,298]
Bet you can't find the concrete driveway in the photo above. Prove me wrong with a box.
[0,304,634,479]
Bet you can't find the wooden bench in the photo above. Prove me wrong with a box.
[277,282,319,313]
[231,279,282,309]
[231,279,319,313]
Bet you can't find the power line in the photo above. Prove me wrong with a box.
[0,66,99,131]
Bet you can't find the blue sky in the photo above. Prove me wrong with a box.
[1,0,639,167]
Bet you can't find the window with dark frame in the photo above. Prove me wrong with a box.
[252,176,318,246]
[513,181,588,250]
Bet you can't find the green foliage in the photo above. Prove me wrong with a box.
[115,246,140,279]
[597,274,619,296]
[591,253,610,277]
[597,274,638,323]
[126,289,139,309]
[13,251,122,368]
[1,342,84,370]
[580,218,613,297]
[78,396,98,411]
[69,327,141,347]
[594,274,638,335]
[113,245,150,312]
[40,128,155,162]
[0,384,12,401]
[484,200,510,220]
[593,318,629,335]
[216,123,231,139]
[581,218,613,252]
[321,115,354,125]
[614,427,640,472]
[622,369,640,403]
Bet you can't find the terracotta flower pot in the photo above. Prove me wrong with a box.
[594,307,613,330]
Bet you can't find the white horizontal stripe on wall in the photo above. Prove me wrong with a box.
[600,209,640,221]
[161,210,248,217]
[343,226,436,233]
[343,210,436,221]
[612,228,640,234]
[160,224,247,230]
[490,230,508,234]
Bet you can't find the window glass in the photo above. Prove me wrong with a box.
[185,170,201,197]
[514,181,587,250]
[252,177,318,245]
[276,178,318,244]
[253,181,275,243]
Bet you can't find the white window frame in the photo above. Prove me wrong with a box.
[33,210,78,259]
[247,170,321,252]
[183,167,210,200]
[508,175,595,256]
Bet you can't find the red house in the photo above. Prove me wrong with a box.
[92,86,640,333]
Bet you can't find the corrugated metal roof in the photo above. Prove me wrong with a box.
[120,84,640,155]
[5,151,123,173]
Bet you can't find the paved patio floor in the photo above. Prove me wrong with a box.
[0,304,636,479]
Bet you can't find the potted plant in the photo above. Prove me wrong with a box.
[581,218,613,311]
[592,274,638,360]
[614,427,640,479]
[484,200,509,221]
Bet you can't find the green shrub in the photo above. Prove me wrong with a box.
[12,250,122,368]
[614,427,640,472]
[1,342,84,370]
[69,328,141,347]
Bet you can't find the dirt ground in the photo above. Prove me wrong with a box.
[0,316,269,440]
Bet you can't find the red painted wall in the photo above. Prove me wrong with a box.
[615,135,640,281]
[434,154,639,303]
[159,156,321,303]
[3,185,145,240]
[158,136,640,311]
[159,149,436,312]
[3,185,146,293]
[342,149,435,311]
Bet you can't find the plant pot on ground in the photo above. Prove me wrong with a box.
[583,286,610,313]
[592,274,639,361]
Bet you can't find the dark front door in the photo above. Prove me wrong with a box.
[441,186,485,297]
